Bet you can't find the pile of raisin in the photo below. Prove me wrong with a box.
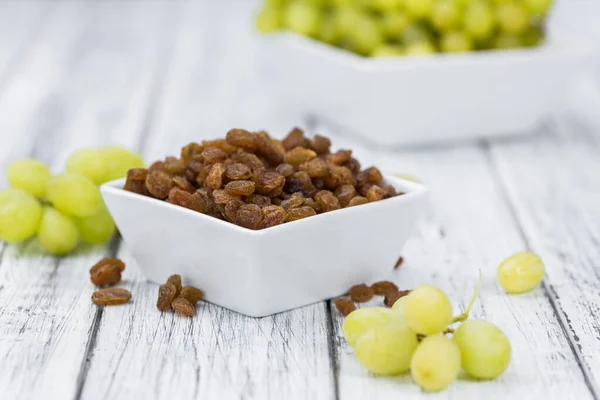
[157,274,204,317]
[124,128,401,229]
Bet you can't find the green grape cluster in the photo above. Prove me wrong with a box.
[342,272,514,392]
[0,146,144,255]
[255,0,552,57]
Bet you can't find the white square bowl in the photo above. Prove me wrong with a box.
[100,175,427,317]
[260,31,596,146]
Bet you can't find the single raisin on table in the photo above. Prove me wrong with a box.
[92,288,132,306]
[371,281,399,296]
[172,297,196,317]
[90,257,125,275]
[90,258,125,286]
[333,298,356,316]
[349,283,375,303]
[157,283,178,311]
[180,286,204,304]
[167,274,182,296]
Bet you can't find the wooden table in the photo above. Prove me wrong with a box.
[0,1,599,399]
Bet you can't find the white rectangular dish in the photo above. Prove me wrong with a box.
[260,31,595,146]
[101,175,427,317]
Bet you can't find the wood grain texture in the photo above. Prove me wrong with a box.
[0,2,180,399]
[81,2,334,400]
[316,125,595,399]
[488,116,600,394]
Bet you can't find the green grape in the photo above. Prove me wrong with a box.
[402,24,432,44]
[65,148,106,185]
[493,33,523,49]
[333,6,361,37]
[524,0,552,16]
[497,3,529,35]
[405,0,434,19]
[522,25,544,47]
[101,146,145,183]
[453,320,511,379]
[343,307,404,347]
[318,15,341,44]
[403,285,452,334]
[381,11,410,38]
[256,7,284,33]
[349,14,384,55]
[497,251,545,293]
[0,189,43,243]
[411,335,461,392]
[266,0,286,6]
[37,206,79,255]
[372,44,404,58]
[405,40,437,56]
[355,323,418,375]
[391,295,408,315]
[440,31,473,53]
[7,159,51,199]
[464,1,495,40]
[47,173,103,217]
[369,0,403,12]
[431,0,461,31]
[75,204,116,244]
[285,2,321,37]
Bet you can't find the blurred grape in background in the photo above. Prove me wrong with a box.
[256,0,552,57]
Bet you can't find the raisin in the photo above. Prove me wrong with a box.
[281,192,304,210]
[313,178,325,190]
[212,189,240,204]
[172,297,195,317]
[180,286,203,304]
[90,263,122,287]
[345,157,361,174]
[201,147,228,163]
[349,283,375,303]
[224,199,244,223]
[226,128,258,151]
[299,157,328,178]
[157,283,177,311]
[365,167,383,183]
[92,288,132,306]
[366,185,386,202]
[90,258,126,275]
[167,274,182,296]
[303,198,320,212]
[282,127,308,150]
[394,256,404,269]
[334,184,357,207]
[254,169,285,194]
[172,175,196,193]
[145,170,174,199]
[275,163,295,178]
[371,281,399,296]
[181,142,203,164]
[149,161,166,173]
[124,168,148,194]
[348,196,369,207]
[236,204,263,230]
[205,162,226,189]
[356,171,369,187]
[193,188,213,213]
[164,156,185,175]
[286,206,316,222]
[283,147,317,167]
[246,194,271,207]
[260,205,288,228]
[168,188,206,212]
[202,138,237,154]
[195,164,213,187]
[324,165,354,188]
[384,290,411,308]
[233,152,264,170]
[226,163,252,180]
[333,298,356,316]
[315,190,341,212]
[285,171,316,197]
[384,185,397,197]
[225,180,255,196]
[328,150,352,165]
[309,134,331,154]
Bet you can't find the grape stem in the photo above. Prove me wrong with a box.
[443,328,455,334]
[451,270,482,323]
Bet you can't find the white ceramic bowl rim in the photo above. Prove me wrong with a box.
[101,174,427,236]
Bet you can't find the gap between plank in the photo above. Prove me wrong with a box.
[481,139,600,400]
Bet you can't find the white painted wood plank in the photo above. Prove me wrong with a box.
[488,116,600,394]
[82,2,335,399]
[0,3,181,399]
[315,125,594,399]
